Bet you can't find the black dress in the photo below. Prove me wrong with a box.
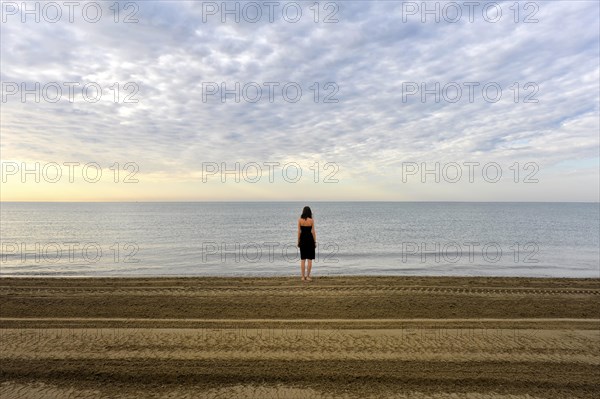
[299,225,315,260]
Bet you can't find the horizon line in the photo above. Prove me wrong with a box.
[1,200,599,204]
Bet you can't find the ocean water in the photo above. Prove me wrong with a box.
[0,202,598,277]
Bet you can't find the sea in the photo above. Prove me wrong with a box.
[0,202,598,278]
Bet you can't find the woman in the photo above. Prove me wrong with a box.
[297,206,317,282]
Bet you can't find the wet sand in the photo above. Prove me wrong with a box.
[1,276,599,398]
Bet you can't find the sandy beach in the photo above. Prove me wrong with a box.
[1,276,598,398]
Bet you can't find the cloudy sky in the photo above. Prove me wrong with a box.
[1,0,598,201]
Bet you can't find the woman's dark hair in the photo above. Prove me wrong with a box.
[300,206,312,220]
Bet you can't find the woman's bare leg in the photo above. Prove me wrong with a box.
[306,260,313,280]
[300,259,306,280]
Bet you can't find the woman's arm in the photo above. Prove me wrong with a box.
[312,221,317,245]
[297,219,301,247]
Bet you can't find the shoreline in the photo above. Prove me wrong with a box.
[2,275,598,280]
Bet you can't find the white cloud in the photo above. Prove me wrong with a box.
[1,0,598,201]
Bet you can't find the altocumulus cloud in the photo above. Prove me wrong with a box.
[1,0,598,200]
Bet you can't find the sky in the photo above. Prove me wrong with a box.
[1,0,599,201]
